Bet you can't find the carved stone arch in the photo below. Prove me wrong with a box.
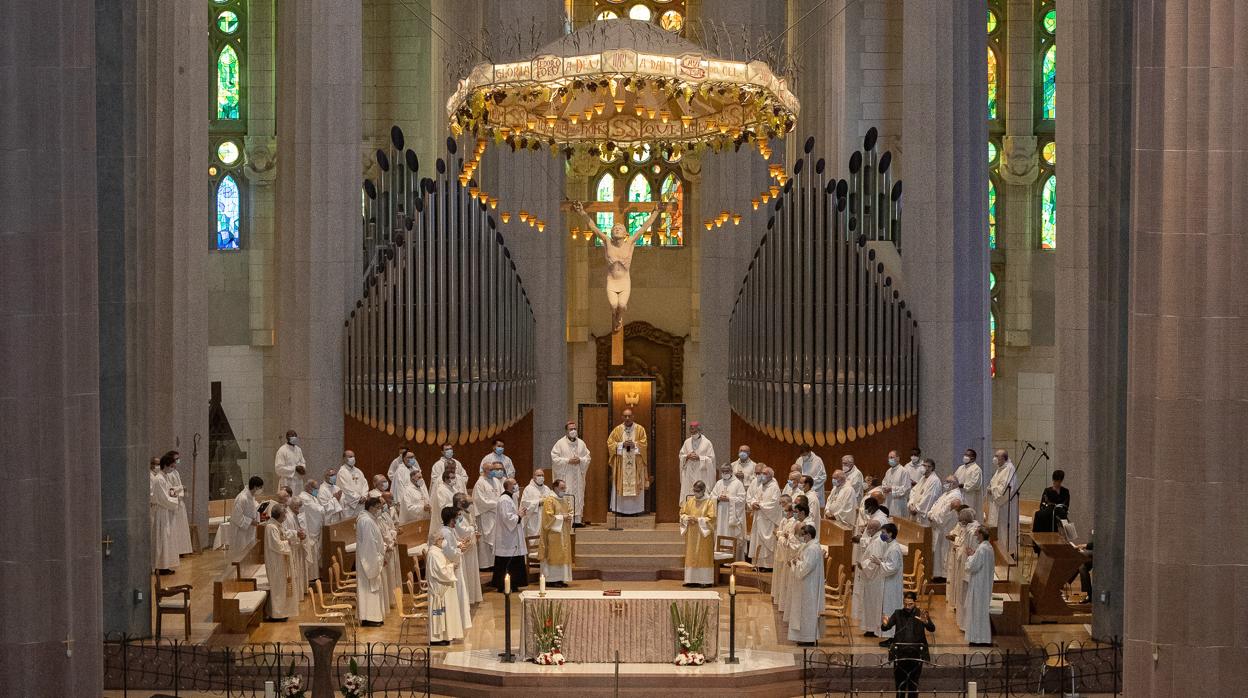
[594,321,687,403]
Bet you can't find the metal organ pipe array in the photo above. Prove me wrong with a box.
[728,129,918,447]
[347,128,537,445]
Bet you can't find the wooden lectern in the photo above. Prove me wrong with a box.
[1029,532,1092,618]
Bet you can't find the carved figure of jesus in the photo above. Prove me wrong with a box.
[572,199,666,332]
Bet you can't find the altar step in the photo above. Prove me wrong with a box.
[585,513,658,530]
[573,518,686,580]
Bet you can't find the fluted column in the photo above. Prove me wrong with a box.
[1124,1,1248,692]
[273,0,364,470]
[900,0,991,470]
[0,0,103,691]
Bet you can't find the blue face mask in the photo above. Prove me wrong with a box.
[311,488,320,497]
[880,533,893,543]
[889,458,899,467]
[494,446,504,456]
[327,475,337,485]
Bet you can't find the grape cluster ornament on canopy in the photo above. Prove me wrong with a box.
[446,18,800,163]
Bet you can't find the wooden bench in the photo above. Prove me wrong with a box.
[320,517,358,581]
[213,579,267,633]
[395,519,430,584]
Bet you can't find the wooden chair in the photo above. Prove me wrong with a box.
[714,536,738,583]
[399,572,429,643]
[312,579,357,630]
[820,567,852,639]
[154,574,193,639]
[328,561,357,604]
[334,549,357,579]
[525,535,542,572]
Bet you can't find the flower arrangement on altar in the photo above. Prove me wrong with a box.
[279,661,306,698]
[528,599,566,666]
[670,602,709,666]
[339,658,367,697]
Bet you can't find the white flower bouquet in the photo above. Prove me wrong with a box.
[339,658,367,697]
[670,602,709,666]
[280,660,306,697]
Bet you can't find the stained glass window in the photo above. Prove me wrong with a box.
[987,8,998,33]
[1041,175,1056,249]
[1042,140,1055,165]
[217,140,240,165]
[596,10,618,20]
[989,179,997,250]
[988,48,998,120]
[596,172,615,202]
[660,10,683,32]
[1043,9,1056,33]
[216,174,241,250]
[591,1,686,35]
[628,4,652,21]
[217,45,240,120]
[627,173,651,202]
[216,10,238,34]
[990,310,998,377]
[1042,45,1056,120]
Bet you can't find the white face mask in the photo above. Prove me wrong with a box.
[739,452,749,462]
[443,449,454,459]
[842,464,853,473]
[963,456,972,464]
[910,456,920,465]
[692,433,701,441]
[721,472,732,481]
[346,457,356,467]
[535,476,545,485]
[379,481,390,492]
[288,436,298,445]
[568,429,577,440]
[406,458,416,467]
[943,482,954,491]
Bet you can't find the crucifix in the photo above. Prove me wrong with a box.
[570,196,672,365]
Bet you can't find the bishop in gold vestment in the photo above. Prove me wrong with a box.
[540,485,575,586]
[680,483,718,586]
[607,409,649,515]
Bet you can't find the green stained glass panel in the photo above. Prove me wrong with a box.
[627,173,651,202]
[1043,9,1056,33]
[217,45,240,120]
[989,178,997,249]
[990,311,997,377]
[1041,174,1056,249]
[217,140,240,164]
[988,141,998,164]
[596,173,615,201]
[988,9,998,33]
[1042,44,1056,120]
[988,47,998,119]
[217,10,239,34]
[627,211,649,238]
[596,212,614,232]
[1042,141,1055,165]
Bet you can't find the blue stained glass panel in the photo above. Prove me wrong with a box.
[216,174,241,250]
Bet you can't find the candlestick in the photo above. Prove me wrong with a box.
[498,581,515,663]
[730,572,736,596]
[505,572,511,595]
[725,583,739,664]
[540,574,546,595]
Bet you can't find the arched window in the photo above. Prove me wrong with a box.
[216,174,241,250]
[987,47,999,120]
[211,0,247,249]
[595,172,616,232]
[987,3,1005,251]
[585,147,686,248]
[1037,3,1056,123]
[1041,44,1056,120]
[1036,2,1055,249]
[989,270,1001,378]
[988,140,1000,249]
[1041,174,1056,250]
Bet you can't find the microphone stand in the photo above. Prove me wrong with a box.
[1007,444,1046,565]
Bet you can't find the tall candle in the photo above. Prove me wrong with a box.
[540,574,546,593]
[505,572,511,595]
[730,572,736,596]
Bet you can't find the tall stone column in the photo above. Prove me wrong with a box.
[696,0,784,460]
[480,0,568,466]
[1124,1,1248,692]
[900,0,991,470]
[273,1,363,471]
[1054,0,1131,639]
[0,0,103,691]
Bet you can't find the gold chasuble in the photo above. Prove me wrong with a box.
[680,496,718,570]
[539,495,573,565]
[607,423,649,496]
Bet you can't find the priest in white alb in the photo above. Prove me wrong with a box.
[274,430,307,494]
[747,467,783,570]
[520,469,553,538]
[396,466,431,525]
[928,476,965,580]
[709,463,746,555]
[955,448,983,514]
[962,527,994,646]
[550,422,590,525]
[150,458,183,573]
[263,504,296,621]
[987,449,1018,557]
[317,468,346,525]
[429,468,457,539]
[283,497,311,602]
[794,446,827,506]
[824,470,857,526]
[426,528,463,646]
[490,478,529,592]
[607,408,649,515]
[162,452,193,555]
[227,476,264,565]
[677,422,717,506]
[355,496,388,626]
[787,523,825,646]
[387,446,412,488]
[430,445,469,495]
[335,450,370,518]
[678,480,717,587]
[297,480,325,582]
[479,439,516,479]
[881,450,914,519]
[906,458,942,525]
[472,464,504,568]
[860,522,904,643]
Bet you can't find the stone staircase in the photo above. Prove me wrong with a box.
[574,515,686,580]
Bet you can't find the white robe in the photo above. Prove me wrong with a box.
[963,541,994,644]
[928,487,965,575]
[355,511,387,623]
[747,480,782,567]
[316,482,346,525]
[949,520,980,618]
[478,452,516,479]
[860,538,904,639]
[227,488,259,563]
[787,540,825,642]
[281,514,309,602]
[823,482,857,526]
[850,531,879,627]
[772,517,796,605]
[429,482,456,537]
[709,476,747,542]
[454,516,483,604]
[430,458,469,495]
[520,481,553,538]
[165,470,194,554]
[796,454,828,505]
[905,460,925,486]
[472,476,503,567]
[264,520,296,618]
[396,474,431,525]
[426,545,464,642]
[274,443,306,494]
[841,466,866,504]
[494,494,527,558]
[987,460,1018,556]
[907,473,942,524]
[677,436,717,505]
[150,472,182,570]
[731,458,760,479]
[296,492,325,580]
[881,465,914,520]
[375,503,400,614]
[954,461,983,514]
[550,436,591,522]
[387,455,411,488]
[335,464,370,518]
[440,524,474,629]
